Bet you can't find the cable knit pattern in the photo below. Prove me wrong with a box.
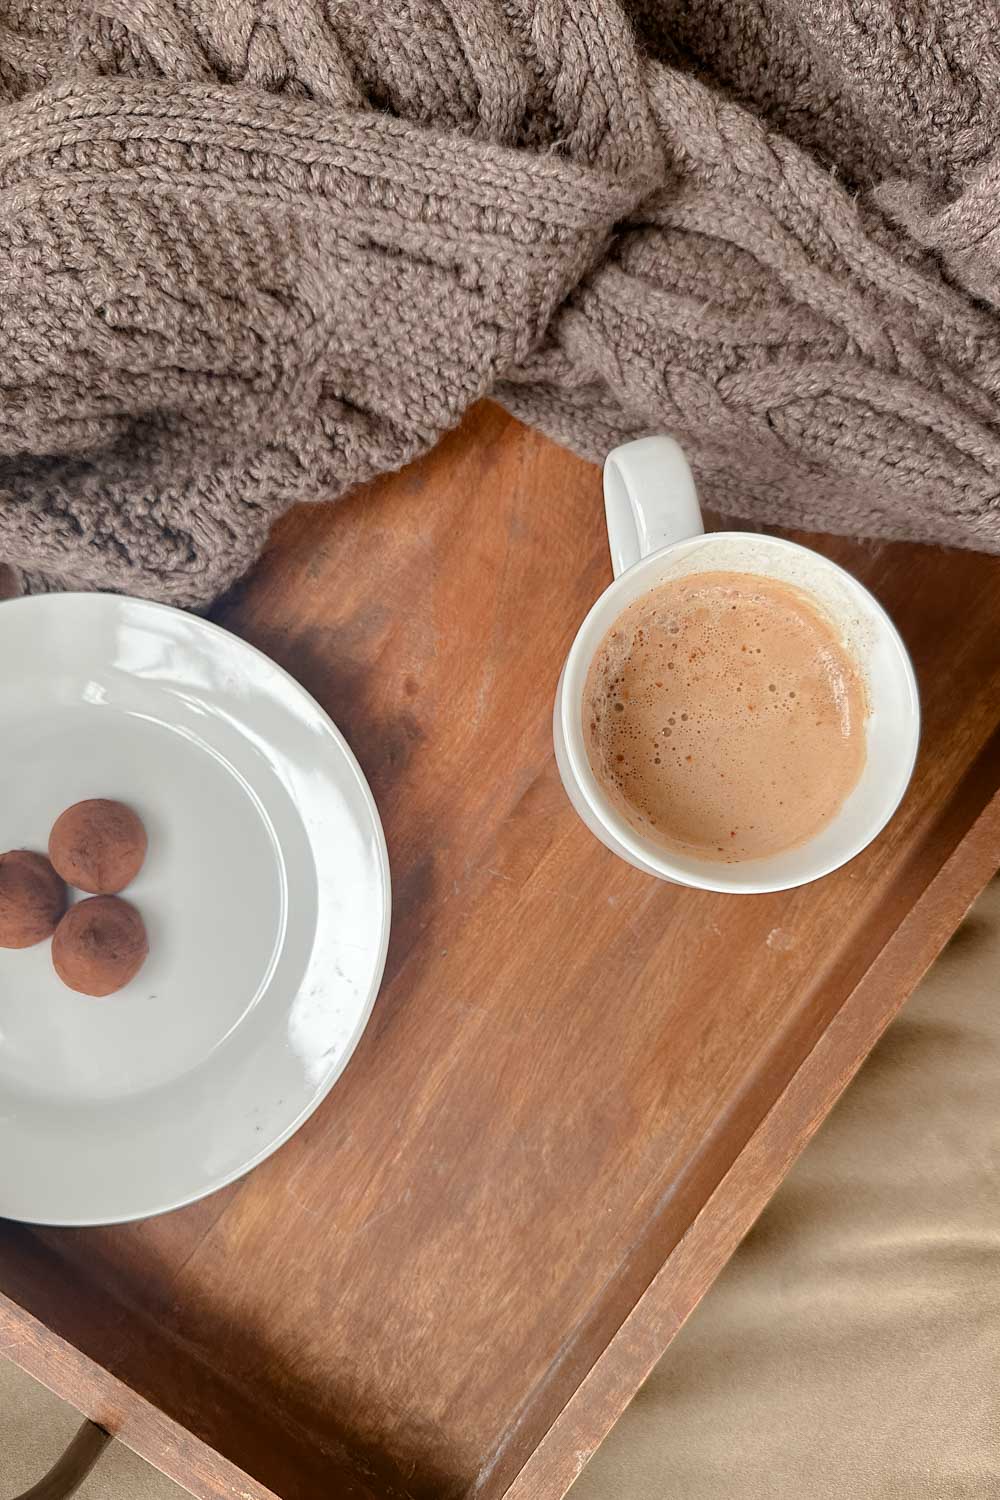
[1,1,1000,605]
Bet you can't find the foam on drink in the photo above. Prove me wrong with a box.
[583,571,867,862]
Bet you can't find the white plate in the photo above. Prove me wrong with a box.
[0,595,390,1225]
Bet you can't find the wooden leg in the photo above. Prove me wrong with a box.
[9,1420,111,1500]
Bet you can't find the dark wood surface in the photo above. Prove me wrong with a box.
[2,402,1000,1500]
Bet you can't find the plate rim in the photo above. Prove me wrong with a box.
[0,592,392,1226]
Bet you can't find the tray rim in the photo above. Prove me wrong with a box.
[493,761,1000,1500]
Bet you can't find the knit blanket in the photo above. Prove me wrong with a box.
[3,2,1000,607]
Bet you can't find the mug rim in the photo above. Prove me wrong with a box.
[558,531,921,893]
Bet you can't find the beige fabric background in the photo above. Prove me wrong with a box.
[0,1364,179,1498]
[3,879,998,1497]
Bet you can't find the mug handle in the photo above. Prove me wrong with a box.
[603,436,704,579]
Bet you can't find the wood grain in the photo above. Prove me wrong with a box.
[497,771,1000,1500]
[2,403,999,1500]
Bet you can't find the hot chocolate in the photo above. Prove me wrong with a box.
[583,571,867,862]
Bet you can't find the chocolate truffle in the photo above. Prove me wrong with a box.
[0,850,66,948]
[52,896,148,997]
[49,799,147,895]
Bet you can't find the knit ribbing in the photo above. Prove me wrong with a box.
[1,1,999,605]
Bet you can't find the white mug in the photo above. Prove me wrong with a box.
[553,437,920,893]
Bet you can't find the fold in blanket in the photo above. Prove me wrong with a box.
[2,2,1000,606]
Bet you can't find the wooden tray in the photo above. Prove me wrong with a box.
[3,404,1000,1500]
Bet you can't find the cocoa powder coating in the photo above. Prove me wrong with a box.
[0,850,66,949]
[52,896,148,997]
[49,800,147,895]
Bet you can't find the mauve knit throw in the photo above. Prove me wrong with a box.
[3,2,1000,606]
